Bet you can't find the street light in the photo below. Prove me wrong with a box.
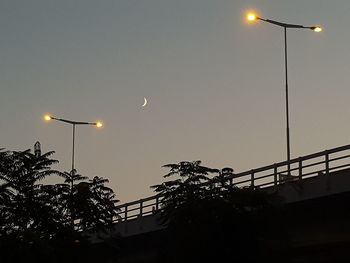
[246,12,322,174]
[44,114,103,175]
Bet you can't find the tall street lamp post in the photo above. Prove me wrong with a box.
[44,114,103,176]
[246,12,322,174]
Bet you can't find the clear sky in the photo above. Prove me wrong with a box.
[1,0,349,202]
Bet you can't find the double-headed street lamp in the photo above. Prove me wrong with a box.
[246,12,322,174]
[44,114,103,176]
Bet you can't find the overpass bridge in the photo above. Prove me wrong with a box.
[89,144,350,242]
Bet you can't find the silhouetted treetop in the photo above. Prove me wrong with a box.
[151,160,285,263]
[0,146,119,249]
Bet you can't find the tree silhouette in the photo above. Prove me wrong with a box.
[59,171,119,234]
[151,161,219,223]
[0,149,14,235]
[152,161,286,262]
[0,147,120,262]
[0,149,62,239]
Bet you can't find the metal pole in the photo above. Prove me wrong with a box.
[71,123,76,228]
[284,26,291,175]
[72,124,76,179]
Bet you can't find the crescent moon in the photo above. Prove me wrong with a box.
[142,97,148,107]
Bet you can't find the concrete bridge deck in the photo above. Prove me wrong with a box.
[89,144,350,242]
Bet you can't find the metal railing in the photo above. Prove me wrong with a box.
[114,144,350,222]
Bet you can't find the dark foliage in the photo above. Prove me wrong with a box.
[152,161,288,262]
[0,147,120,262]
[151,161,219,223]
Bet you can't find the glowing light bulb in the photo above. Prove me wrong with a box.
[313,26,322,33]
[247,13,257,21]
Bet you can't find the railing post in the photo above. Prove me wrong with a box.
[139,200,143,217]
[325,150,331,190]
[274,164,278,188]
[155,196,159,211]
[325,150,329,176]
[298,157,303,181]
[250,170,255,189]
[124,205,128,221]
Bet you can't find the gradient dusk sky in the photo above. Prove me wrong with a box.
[1,0,349,202]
